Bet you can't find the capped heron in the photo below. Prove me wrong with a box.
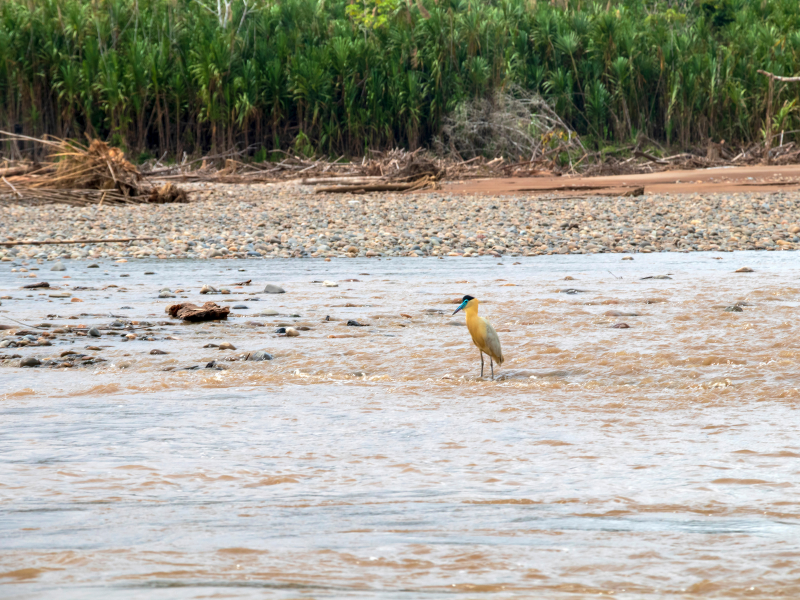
[452,295,504,380]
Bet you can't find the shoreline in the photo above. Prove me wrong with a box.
[1,184,799,262]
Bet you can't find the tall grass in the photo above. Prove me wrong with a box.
[1,0,799,158]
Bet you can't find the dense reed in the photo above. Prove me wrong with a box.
[1,0,799,159]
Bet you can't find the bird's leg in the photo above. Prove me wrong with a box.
[480,351,484,378]
[490,357,494,380]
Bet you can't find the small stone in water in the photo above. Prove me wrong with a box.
[50,262,66,271]
[264,284,285,294]
[88,327,101,337]
[346,320,367,326]
[275,327,286,334]
[611,322,630,328]
[218,342,236,350]
[735,267,754,273]
[20,357,42,367]
[248,350,273,361]
[200,284,218,294]
[88,264,99,268]
[233,305,248,310]
[150,349,168,355]
[285,327,300,337]
[159,291,176,298]
[724,305,743,312]
[323,280,338,287]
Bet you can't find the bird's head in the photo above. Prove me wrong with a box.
[452,294,476,315]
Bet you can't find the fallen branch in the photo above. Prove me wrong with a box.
[0,237,156,247]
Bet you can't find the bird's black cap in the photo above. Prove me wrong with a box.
[461,295,475,302]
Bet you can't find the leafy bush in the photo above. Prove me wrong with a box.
[1,0,798,157]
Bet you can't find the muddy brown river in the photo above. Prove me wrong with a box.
[1,252,799,599]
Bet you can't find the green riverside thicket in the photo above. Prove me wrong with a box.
[1,0,799,159]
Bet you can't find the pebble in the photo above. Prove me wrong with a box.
[735,267,754,273]
[346,320,367,326]
[150,349,169,354]
[48,292,71,298]
[264,284,285,294]
[611,322,630,328]
[248,350,273,361]
[1,187,798,261]
[233,305,248,309]
[50,262,66,271]
[724,305,744,312]
[159,291,176,298]
[20,357,41,367]
[88,327,101,337]
[219,342,236,350]
[285,327,299,337]
[200,284,218,294]
[259,309,279,316]
[323,280,338,287]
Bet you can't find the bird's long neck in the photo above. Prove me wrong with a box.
[464,300,479,322]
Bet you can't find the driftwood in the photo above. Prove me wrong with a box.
[22,282,50,288]
[301,176,382,185]
[0,133,189,205]
[166,301,230,322]
[316,182,429,193]
[0,164,36,178]
[0,237,155,247]
[757,70,800,164]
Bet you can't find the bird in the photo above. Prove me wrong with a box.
[452,294,504,380]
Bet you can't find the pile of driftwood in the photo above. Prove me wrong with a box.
[148,148,453,192]
[581,136,800,177]
[0,133,188,206]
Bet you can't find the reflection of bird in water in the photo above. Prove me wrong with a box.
[452,295,504,380]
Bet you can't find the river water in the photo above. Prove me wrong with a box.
[1,252,799,599]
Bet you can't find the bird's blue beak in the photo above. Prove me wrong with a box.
[452,300,467,315]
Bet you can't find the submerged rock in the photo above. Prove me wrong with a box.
[167,302,230,322]
[264,284,285,294]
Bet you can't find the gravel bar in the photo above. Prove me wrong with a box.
[1,183,799,261]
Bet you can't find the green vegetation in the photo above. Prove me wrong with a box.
[1,0,799,158]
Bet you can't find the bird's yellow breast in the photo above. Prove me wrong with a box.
[463,299,503,364]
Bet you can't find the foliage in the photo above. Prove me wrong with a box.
[1,0,799,158]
